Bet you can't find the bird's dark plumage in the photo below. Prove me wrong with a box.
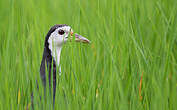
[40,24,68,106]
[30,24,90,109]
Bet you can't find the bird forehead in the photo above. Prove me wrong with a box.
[57,26,71,32]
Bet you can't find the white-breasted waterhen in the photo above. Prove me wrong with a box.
[39,24,90,107]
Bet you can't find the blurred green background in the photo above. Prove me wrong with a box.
[0,0,177,109]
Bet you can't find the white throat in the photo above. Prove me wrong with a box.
[53,47,62,66]
[48,44,62,75]
[46,25,71,75]
[48,42,62,66]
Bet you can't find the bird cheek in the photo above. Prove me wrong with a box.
[53,37,61,45]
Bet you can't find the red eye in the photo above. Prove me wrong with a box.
[58,29,65,35]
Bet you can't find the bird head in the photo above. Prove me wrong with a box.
[44,24,90,65]
[47,24,90,48]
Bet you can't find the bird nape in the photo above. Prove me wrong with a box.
[38,24,90,107]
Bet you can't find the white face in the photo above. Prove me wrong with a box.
[47,25,90,67]
[48,25,72,66]
[48,26,72,47]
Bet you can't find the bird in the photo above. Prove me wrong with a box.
[39,24,90,107]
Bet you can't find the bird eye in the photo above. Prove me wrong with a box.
[58,29,65,35]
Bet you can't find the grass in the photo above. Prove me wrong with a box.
[0,0,177,109]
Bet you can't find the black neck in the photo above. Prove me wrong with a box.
[40,46,56,87]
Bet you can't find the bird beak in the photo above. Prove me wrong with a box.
[70,32,90,43]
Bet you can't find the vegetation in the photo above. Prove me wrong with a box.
[0,0,177,109]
